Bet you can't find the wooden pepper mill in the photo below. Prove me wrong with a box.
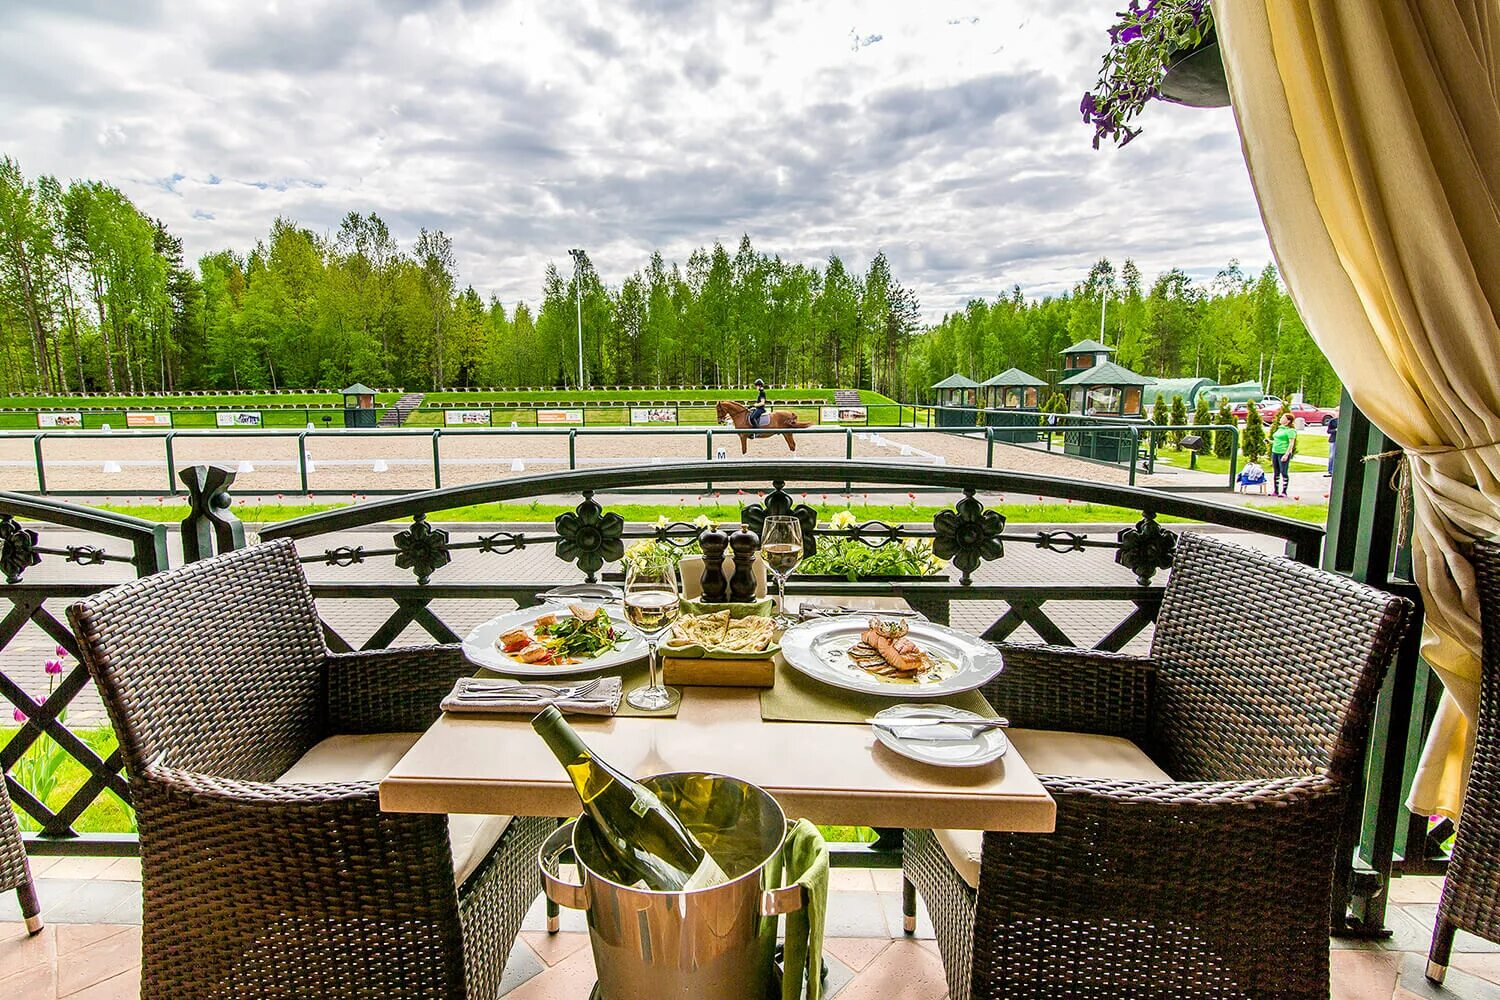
[697,526,729,602]
[727,523,760,603]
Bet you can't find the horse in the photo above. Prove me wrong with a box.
[715,400,813,454]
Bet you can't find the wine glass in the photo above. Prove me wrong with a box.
[759,515,804,626]
[623,561,682,712]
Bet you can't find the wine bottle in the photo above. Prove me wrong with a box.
[532,706,725,891]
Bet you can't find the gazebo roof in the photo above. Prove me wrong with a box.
[1061,338,1116,355]
[340,383,377,396]
[1058,361,1151,387]
[982,367,1048,388]
[931,373,980,389]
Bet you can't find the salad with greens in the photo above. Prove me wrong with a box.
[498,604,623,665]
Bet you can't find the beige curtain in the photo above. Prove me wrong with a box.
[1215,1,1500,820]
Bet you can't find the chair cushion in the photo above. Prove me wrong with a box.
[935,729,1172,889]
[276,733,511,887]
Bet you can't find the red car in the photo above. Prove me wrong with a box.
[1231,398,1336,428]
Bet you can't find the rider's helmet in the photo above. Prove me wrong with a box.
[754,379,765,388]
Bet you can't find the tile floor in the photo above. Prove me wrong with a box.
[3,863,1499,999]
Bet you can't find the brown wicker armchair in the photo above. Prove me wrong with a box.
[0,776,42,934]
[1428,539,1500,982]
[904,531,1413,1000]
[67,538,550,1000]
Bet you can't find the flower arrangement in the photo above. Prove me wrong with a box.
[1080,0,1216,148]
[11,646,72,833]
[798,511,946,581]
[621,514,716,572]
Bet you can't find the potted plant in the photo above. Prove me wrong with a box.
[796,511,948,583]
[1080,0,1226,149]
[608,514,713,579]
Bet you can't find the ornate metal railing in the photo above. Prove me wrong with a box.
[0,491,167,852]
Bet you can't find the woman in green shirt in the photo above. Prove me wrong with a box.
[1269,412,1298,496]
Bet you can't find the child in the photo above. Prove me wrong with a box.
[1237,460,1267,494]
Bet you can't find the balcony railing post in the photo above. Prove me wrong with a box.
[164,432,177,493]
[1128,427,1139,487]
[179,463,246,561]
[568,429,577,470]
[986,426,995,469]
[431,430,442,489]
[32,432,46,494]
[297,431,310,494]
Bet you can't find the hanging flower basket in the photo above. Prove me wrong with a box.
[1158,33,1230,108]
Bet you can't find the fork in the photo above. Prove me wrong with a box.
[458,679,604,701]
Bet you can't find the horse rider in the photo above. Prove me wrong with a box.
[747,379,768,428]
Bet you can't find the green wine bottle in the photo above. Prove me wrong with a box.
[532,706,723,891]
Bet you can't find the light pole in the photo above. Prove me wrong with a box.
[568,248,585,389]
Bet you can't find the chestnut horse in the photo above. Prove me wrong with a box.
[715,400,813,453]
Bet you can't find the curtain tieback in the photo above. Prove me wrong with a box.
[1362,441,1500,547]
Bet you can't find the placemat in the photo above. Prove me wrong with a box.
[476,656,680,718]
[758,655,996,724]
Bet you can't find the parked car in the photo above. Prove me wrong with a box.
[1232,398,1335,428]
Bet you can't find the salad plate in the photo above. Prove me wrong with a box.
[461,603,646,677]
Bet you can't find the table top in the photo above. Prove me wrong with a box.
[379,596,1056,833]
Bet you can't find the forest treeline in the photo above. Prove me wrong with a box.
[0,157,1340,402]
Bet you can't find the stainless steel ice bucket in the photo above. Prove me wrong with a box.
[539,771,801,999]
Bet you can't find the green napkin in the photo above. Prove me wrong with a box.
[779,818,828,1000]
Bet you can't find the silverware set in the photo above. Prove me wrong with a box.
[455,678,605,702]
[867,714,1009,742]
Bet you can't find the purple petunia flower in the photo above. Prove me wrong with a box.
[1119,24,1142,43]
[1080,92,1097,120]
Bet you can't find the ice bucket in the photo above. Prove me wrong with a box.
[539,771,801,999]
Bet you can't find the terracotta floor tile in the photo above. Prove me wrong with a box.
[59,968,139,1000]
[1388,877,1444,904]
[25,857,61,879]
[869,869,904,893]
[55,927,140,998]
[0,960,57,999]
[43,859,117,882]
[55,925,132,956]
[96,860,141,883]
[1454,953,1500,985]
[834,938,947,1000]
[829,869,875,893]
[1330,950,1400,1000]
[500,944,597,1000]
[823,938,890,972]
[520,931,591,968]
[0,924,56,980]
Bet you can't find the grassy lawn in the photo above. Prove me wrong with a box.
[1,726,134,834]
[98,497,1330,526]
[1150,429,1331,476]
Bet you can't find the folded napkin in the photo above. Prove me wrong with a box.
[774,818,828,1000]
[440,676,621,716]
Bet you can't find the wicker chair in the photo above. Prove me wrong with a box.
[0,777,42,934]
[68,538,550,1000]
[1428,539,1500,982]
[905,531,1412,1000]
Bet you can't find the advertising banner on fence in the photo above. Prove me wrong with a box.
[126,412,172,428]
[820,406,866,423]
[630,407,676,425]
[444,409,491,426]
[37,412,83,429]
[216,411,263,427]
[536,408,583,425]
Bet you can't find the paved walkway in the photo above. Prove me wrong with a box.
[1,866,1494,999]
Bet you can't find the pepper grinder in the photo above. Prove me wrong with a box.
[727,523,760,603]
[697,526,729,602]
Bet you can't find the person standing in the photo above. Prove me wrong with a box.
[1325,413,1339,477]
[1270,412,1298,497]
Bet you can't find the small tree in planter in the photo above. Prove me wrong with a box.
[1081,0,1224,149]
[1241,405,1267,463]
[1150,393,1168,447]
[1169,394,1188,449]
[1214,398,1235,458]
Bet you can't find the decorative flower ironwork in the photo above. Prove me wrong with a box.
[0,514,41,584]
[742,482,819,557]
[555,492,625,581]
[932,490,1006,585]
[394,515,451,585]
[1116,513,1177,586]
[1036,530,1087,554]
[478,531,526,555]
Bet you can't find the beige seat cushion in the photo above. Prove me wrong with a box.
[277,733,511,887]
[935,729,1172,889]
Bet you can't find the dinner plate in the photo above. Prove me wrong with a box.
[870,704,1009,768]
[461,603,647,677]
[778,615,1003,698]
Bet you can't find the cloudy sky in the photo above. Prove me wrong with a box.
[0,0,1273,319]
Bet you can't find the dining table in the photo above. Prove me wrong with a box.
[379,595,1057,835]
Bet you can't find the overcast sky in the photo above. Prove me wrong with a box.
[0,0,1273,320]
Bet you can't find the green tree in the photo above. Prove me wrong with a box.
[1169,394,1187,449]
[1150,392,1168,446]
[1241,403,1267,462]
[1214,398,1235,458]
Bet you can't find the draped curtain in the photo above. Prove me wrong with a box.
[1215,1,1500,820]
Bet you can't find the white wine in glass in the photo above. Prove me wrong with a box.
[623,562,682,712]
[759,516,804,625]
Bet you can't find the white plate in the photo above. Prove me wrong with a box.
[461,604,646,677]
[870,704,1009,768]
[778,615,1003,698]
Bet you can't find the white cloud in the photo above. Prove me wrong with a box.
[0,0,1271,318]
